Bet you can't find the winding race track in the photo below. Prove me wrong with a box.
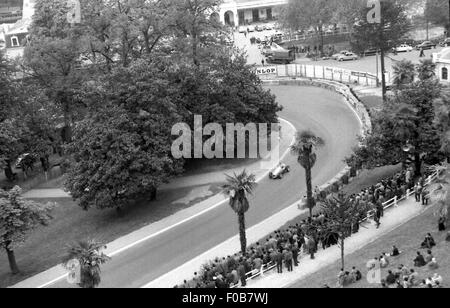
[48,85,361,288]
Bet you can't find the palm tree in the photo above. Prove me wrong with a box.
[62,239,110,288]
[290,130,325,218]
[392,60,415,90]
[223,170,257,255]
[417,59,436,81]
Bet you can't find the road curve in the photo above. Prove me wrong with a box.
[49,85,361,288]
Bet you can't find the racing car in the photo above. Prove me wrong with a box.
[269,163,290,179]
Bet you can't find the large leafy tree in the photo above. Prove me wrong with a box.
[332,0,365,36]
[318,193,370,270]
[62,239,110,289]
[291,131,325,218]
[348,61,444,174]
[425,0,450,34]
[280,0,336,55]
[64,103,182,212]
[351,0,410,54]
[169,0,223,66]
[0,186,54,274]
[222,170,257,255]
[24,0,85,143]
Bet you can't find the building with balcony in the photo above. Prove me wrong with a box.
[217,0,287,26]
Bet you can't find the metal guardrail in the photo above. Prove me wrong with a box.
[232,167,445,288]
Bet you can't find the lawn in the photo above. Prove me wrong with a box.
[290,186,450,288]
[0,182,223,288]
[359,95,383,112]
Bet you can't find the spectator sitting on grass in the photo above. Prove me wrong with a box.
[414,251,426,267]
[402,277,410,288]
[428,257,439,270]
[432,273,443,285]
[386,270,397,285]
[408,269,419,286]
[425,250,434,264]
[391,245,401,256]
[421,233,436,249]
[380,253,389,268]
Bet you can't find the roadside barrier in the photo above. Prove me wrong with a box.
[256,63,392,88]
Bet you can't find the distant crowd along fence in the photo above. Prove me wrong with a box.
[230,165,446,288]
[256,64,392,88]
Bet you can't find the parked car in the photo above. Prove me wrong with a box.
[269,163,290,179]
[440,38,450,47]
[415,41,437,50]
[393,44,413,53]
[247,25,255,32]
[238,26,247,33]
[255,25,264,32]
[336,52,358,61]
[363,48,380,56]
[331,50,350,60]
[264,24,273,31]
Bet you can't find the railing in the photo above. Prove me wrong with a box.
[363,168,443,222]
[232,166,446,288]
[256,64,391,88]
[281,31,351,43]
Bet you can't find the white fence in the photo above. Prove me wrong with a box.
[256,64,391,88]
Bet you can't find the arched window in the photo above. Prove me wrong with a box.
[442,67,448,80]
[10,36,19,47]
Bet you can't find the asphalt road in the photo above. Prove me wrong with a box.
[48,86,361,288]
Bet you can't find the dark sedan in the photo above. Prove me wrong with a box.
[415,41,437,50]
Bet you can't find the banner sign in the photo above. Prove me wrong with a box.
[256,66,277,75]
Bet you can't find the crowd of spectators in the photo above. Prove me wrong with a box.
[176,167,435,289]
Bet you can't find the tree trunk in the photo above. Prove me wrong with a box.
[116,206,123,217]
[6,244,19,274]
[62,109,72,143]
[192,33,199,67]
[4,161,15,182]
[149,187,157,201]
[238,212,247,255]
[380,48,387,102]
[305,152,314,218]
[340,238,345,271]
[414,152,422,176]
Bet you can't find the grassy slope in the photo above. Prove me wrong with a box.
[291,186,450,288]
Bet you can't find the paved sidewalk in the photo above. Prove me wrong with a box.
[12,119,296,288]
[244,195,433,288]
[22,188,70,199]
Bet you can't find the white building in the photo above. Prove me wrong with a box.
[433,47,450,84]
[3,0,34,59]
[217,0,287,26]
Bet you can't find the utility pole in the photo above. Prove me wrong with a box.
[368,0,386,101]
